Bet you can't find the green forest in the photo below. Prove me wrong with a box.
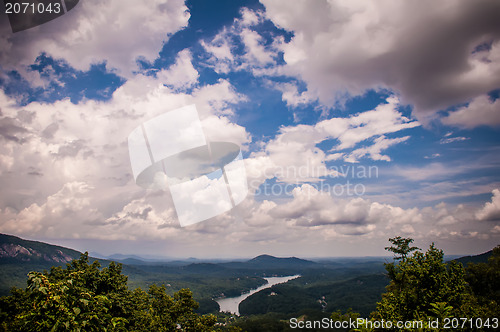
[0,237,498,331]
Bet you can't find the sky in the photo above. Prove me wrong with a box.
[1,0,500,259]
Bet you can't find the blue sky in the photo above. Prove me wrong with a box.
[1,0,500,258]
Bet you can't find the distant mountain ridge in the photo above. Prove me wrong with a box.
[1,232,495,268]
[247,254,318,267]
[0,233,80,264]
[451,249,493,266]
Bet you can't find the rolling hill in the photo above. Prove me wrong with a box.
[452,249,493,266]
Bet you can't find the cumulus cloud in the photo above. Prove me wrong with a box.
[237,184,476,239]
[201,8,280,74]
[442,95,500,128]
[200,30,235,74]
[344,135,410,163]
[246,96,419,184]
[0,0,189,77]
[273,82,317,108]
[269,185,386,230]
[0,116,29,143]
[1,1,499,257]
[94,195,180,241]
[260,0,500,121]
[0,48,250,240]
[476,189,500,221]
[0,182,101,237]
[157,49,199,91]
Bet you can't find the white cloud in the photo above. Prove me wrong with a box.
[476,189,500,221]
[273,82,317,108]
[192,79,248,118]
[1,1,499,258]
[246,96,419,185]
[241,28,274,65]
[320,96,419,150]
[442,95,500,128]
[239,7,264,27]
[0,48,250,239]
[201,8,280,74]
[260,0,500,121]
[424,153,441,159]
[440,136,470,144]
[391,163,465,182]
[157,49,199,90]
[0,182,101,237]
[95,196,180,241]
[0,0,190,77]
[344,135,410,163]
[247,183,470,238]
[200,30,234,74]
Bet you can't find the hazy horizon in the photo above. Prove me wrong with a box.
[4,232,487,261]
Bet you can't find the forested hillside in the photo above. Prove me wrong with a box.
[0,253,225,331]
[0,234,498,331]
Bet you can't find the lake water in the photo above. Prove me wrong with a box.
[215,275,300,315]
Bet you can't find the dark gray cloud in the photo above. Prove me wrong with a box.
[55,139,86,158]
[41,122,59,139]
[262,0,500,120]
[0,0,189,77]
[0,117,29,143]
[390,1,500,112]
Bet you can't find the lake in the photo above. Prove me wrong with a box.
[215,275,300,315]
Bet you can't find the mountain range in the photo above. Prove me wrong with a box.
[0,232,496,316]
[1,232,494,268]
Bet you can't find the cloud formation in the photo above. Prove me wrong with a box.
[442,95,500,128]
[476,189,500,221]
[247,96,419,184]
[0,52,249,239]
[201,8,280,74]
[1,1,499,257]
[0,0,189,77]
[260,0,500,121]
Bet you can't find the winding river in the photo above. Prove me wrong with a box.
[215,275,300,315]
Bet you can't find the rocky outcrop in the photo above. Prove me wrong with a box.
[0,243,75,263]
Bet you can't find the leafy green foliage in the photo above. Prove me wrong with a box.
[231,313,291,332]
[330,309,361,332]
[465,245,500,317]
[366,238,499,331]
[375,242,474,320]
[384,236,420,261]
[0,253,221,331]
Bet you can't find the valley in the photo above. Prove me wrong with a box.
[1,233,495,331]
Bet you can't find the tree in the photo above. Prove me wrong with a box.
[385,236,419,261]
[465,245,500,317]
[371,238,478,331]
[0,253,220,331]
